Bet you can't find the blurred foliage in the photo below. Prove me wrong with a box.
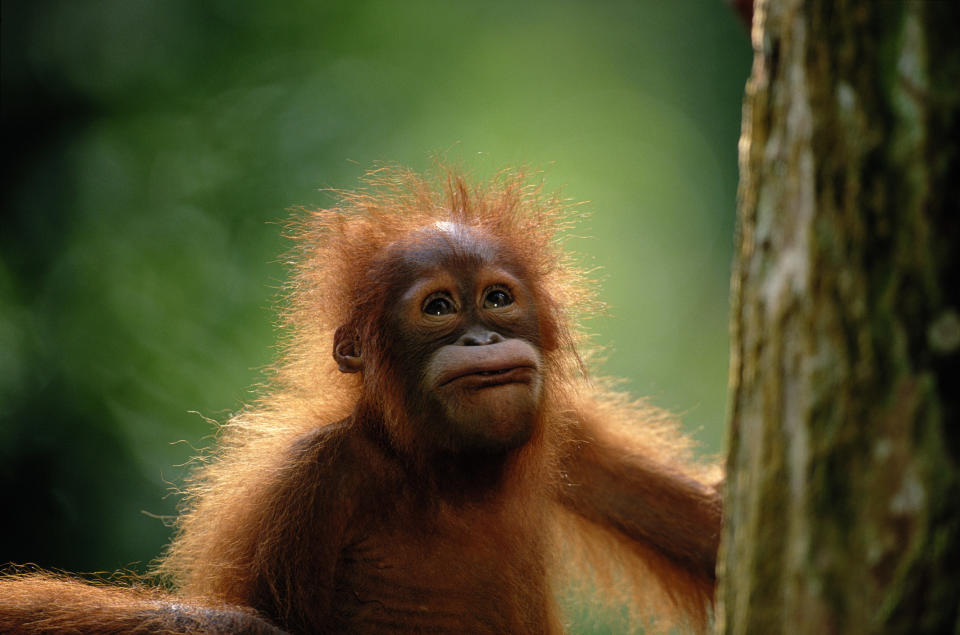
[0,0,749,614]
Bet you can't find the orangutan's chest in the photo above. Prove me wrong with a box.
[330,520,552,633]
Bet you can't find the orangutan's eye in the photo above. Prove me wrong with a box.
[423,294,456,316]
[483,287,514,309]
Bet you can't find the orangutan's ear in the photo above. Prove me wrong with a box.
[333,325,363,373]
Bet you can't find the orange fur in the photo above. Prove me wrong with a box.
[1,166,721,634]
[0,570,281,633]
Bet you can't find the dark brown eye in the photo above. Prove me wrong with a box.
[423,295,456,316]
[483,287,513,309]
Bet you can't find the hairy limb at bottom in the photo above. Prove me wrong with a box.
[0,575,287,635]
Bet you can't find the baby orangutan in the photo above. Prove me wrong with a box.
[0,167,722,634]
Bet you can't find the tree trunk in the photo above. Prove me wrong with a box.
[717,0,960,633]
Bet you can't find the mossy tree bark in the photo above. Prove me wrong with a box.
[717,1,959,633]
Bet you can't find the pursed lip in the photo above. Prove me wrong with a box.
[429,339,542,390]
[438,364,537,388]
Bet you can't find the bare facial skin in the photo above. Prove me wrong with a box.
[357,225,547,453]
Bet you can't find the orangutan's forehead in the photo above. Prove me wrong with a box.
[390,223,503,272]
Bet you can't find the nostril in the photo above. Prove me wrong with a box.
[459,328,503,346]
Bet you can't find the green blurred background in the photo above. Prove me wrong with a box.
[1,0,749,604]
